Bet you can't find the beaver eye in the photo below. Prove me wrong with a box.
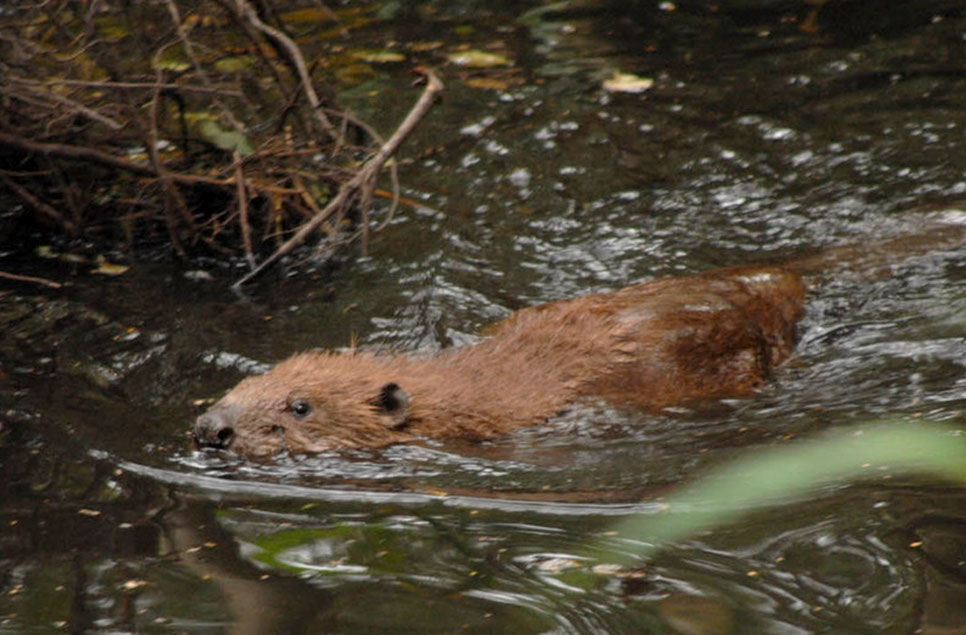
[290,400,312,418]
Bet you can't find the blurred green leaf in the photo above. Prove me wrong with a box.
[350,49,406,63]
[280,7,338,25]
[94,16,130,41]
[152,46,190,72]
[214,55,254,73]
[601,422,966,563]
[197,120,254,156]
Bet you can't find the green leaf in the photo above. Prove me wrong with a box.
[350,49,406,63]
[280,7,338,25]
[152,46,191,72]
[197,120,254,156]
[599,422,966,563]
[214,55,254,73]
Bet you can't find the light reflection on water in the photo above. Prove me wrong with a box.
[151,175,965,631]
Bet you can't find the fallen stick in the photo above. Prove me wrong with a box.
[0,131,231,188]
[234,152,256,270]
[234,0,338,139]
[0,270,63,289]
[232,68,444,290]
[8,76,243,96]
[0,173,78,235]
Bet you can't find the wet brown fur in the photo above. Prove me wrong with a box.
[200,265,805,456]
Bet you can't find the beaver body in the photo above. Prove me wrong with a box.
[194,265,805,456]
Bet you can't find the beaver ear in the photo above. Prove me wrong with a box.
[372,382,410,429]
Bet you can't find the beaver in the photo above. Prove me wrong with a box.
[194,264,806,456]
[193,215,966,457]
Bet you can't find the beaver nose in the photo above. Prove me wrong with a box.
[194,410,235,449]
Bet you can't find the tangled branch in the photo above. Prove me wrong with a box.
[0,0,442,276]
[233,68,443,288]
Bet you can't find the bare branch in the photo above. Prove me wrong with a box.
[8,76,243,96]
[164,0,247,133]
[0,270,63,289]
[2,1,437,271]
[234,151,256,270]
[232,68,443,289]
[0,131,232,186]
[0,83,123,130]
[0,172,78,235]
[232,0,338,139]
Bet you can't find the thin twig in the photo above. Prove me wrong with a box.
[164,0,247,134]
[148,62,196,250]
[8,76,244,96]
[234,151,256,270]
[1,84,123,130]
[233,0,338,139]
[324,107,402,237]
[232,68,443,289]
[0,131,231,186]
[0,129,328,211]
[0,270,63,289]
[308,0,350,38]
[208,0,295,115]
[0,172,78,235]
[373,188,431,213]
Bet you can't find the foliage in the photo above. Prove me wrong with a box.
[0,1,399,263]
[599,422,966,563]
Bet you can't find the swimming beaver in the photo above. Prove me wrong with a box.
[194,265,806,456]
[193,215,966,457]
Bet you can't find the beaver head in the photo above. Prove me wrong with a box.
[193,352,412,456]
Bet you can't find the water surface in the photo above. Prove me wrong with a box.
[3,1,966,633]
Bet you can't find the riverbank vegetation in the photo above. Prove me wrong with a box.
[0,1,441,286]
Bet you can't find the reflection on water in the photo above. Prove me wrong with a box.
[3,0,966,632]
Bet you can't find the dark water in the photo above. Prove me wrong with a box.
[3,1,966,633]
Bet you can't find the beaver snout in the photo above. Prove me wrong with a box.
[194,409,235,450]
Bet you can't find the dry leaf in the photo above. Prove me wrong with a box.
[465,77,510,90]
[602,72,654,94]
[447,50,511,68]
